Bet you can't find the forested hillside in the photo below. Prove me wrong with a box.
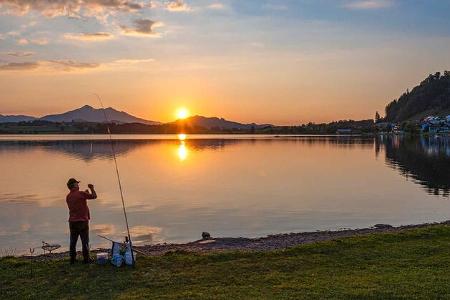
[384,71,450,122]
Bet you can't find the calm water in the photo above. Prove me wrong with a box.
[0,134,449,254]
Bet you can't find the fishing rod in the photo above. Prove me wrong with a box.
[97,235,147,256]
[93,94,135,266]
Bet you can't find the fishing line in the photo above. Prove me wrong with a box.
[93,93,135,266]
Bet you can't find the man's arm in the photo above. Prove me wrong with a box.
[86,184,97,199]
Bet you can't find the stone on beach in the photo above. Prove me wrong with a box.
[374,224,393,229]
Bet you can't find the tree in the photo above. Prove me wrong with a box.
[384,71,450,122]
[375,111,381,123]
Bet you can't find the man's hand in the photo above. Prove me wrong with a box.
[86,184,97,199]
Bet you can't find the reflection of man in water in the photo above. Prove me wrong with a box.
[66,178,97,264]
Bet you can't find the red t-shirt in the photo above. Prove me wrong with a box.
[66,190,95,222]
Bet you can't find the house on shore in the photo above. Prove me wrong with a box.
[336,128,353,135]
[375,122,394,133]
[421,115,450,135]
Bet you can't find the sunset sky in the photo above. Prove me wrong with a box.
[1,0,450,125]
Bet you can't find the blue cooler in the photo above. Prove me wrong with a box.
[96,252,109,265]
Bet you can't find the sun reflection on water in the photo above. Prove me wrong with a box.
[177,134,188,161]
[177,143,188,161]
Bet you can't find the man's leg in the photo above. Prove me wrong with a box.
[80,221,90,263]
[69,222,80,264]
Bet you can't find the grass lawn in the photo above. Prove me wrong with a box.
[1,225,450,299]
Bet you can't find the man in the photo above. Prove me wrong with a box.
[66,178,97,264]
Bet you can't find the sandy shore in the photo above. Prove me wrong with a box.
[25,220,450,260]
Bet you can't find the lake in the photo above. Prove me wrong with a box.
[0,134,449,255]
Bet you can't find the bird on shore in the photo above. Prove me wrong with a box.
[41,241,61,254]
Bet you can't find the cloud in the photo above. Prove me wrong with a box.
[208,3,225,10]
[31,38,49,45]
[0,62,39,70]
[17,37,49,45]
[17,38,29,45]
[21,20,37,29]
[7,31,21,37]
[64,32,114,41]
[120,18,163,37]
[109,58,155,64]
[45,60,100,71]
[0,57,154,72]
[0,0,148,18]
[166,0,190,12]
[344,0,392,10]
[0,60,99,72]
[5,51,34,57]
[101,57,155,70]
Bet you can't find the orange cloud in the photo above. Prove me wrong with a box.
[17,37,49,45]
[0,62,39,70]
[208,3,225,10]
[64,32,114,42]
[0,58,154,73]
[0,0,147,18]
[45,60,100,71]
[166,0,191,12]
[120,19,163,37]
[5,51,34,57]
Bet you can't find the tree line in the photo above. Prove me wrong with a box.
[382,71,450,122]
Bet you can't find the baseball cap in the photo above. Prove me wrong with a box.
[67,178,80,189]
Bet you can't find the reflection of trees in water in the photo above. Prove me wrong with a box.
[0,140,139,161]
[277,136,374,148]
[378,136,450,197]
[0,139,246,161]
[0,137,376,161]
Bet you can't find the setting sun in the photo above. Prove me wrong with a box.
[176,107,190,120]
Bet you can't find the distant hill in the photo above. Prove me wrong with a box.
[384,71,450,122]
[0,114,37,123]
[1,105,160,125]
[0,106,270,129]
[171,115,272,130]
[40,105,160,125]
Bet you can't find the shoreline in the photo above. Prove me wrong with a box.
[26,220,450,260]
[5,221,450,298]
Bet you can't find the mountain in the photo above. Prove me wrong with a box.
[40,105,160,125]
[0,114,37,123]
[384,71,450,122]
[171,115,272,130]
[1,106,269,129]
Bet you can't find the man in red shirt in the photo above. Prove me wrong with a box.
[66,178,97,264]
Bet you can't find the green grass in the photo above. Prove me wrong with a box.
[2,225,450,299]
